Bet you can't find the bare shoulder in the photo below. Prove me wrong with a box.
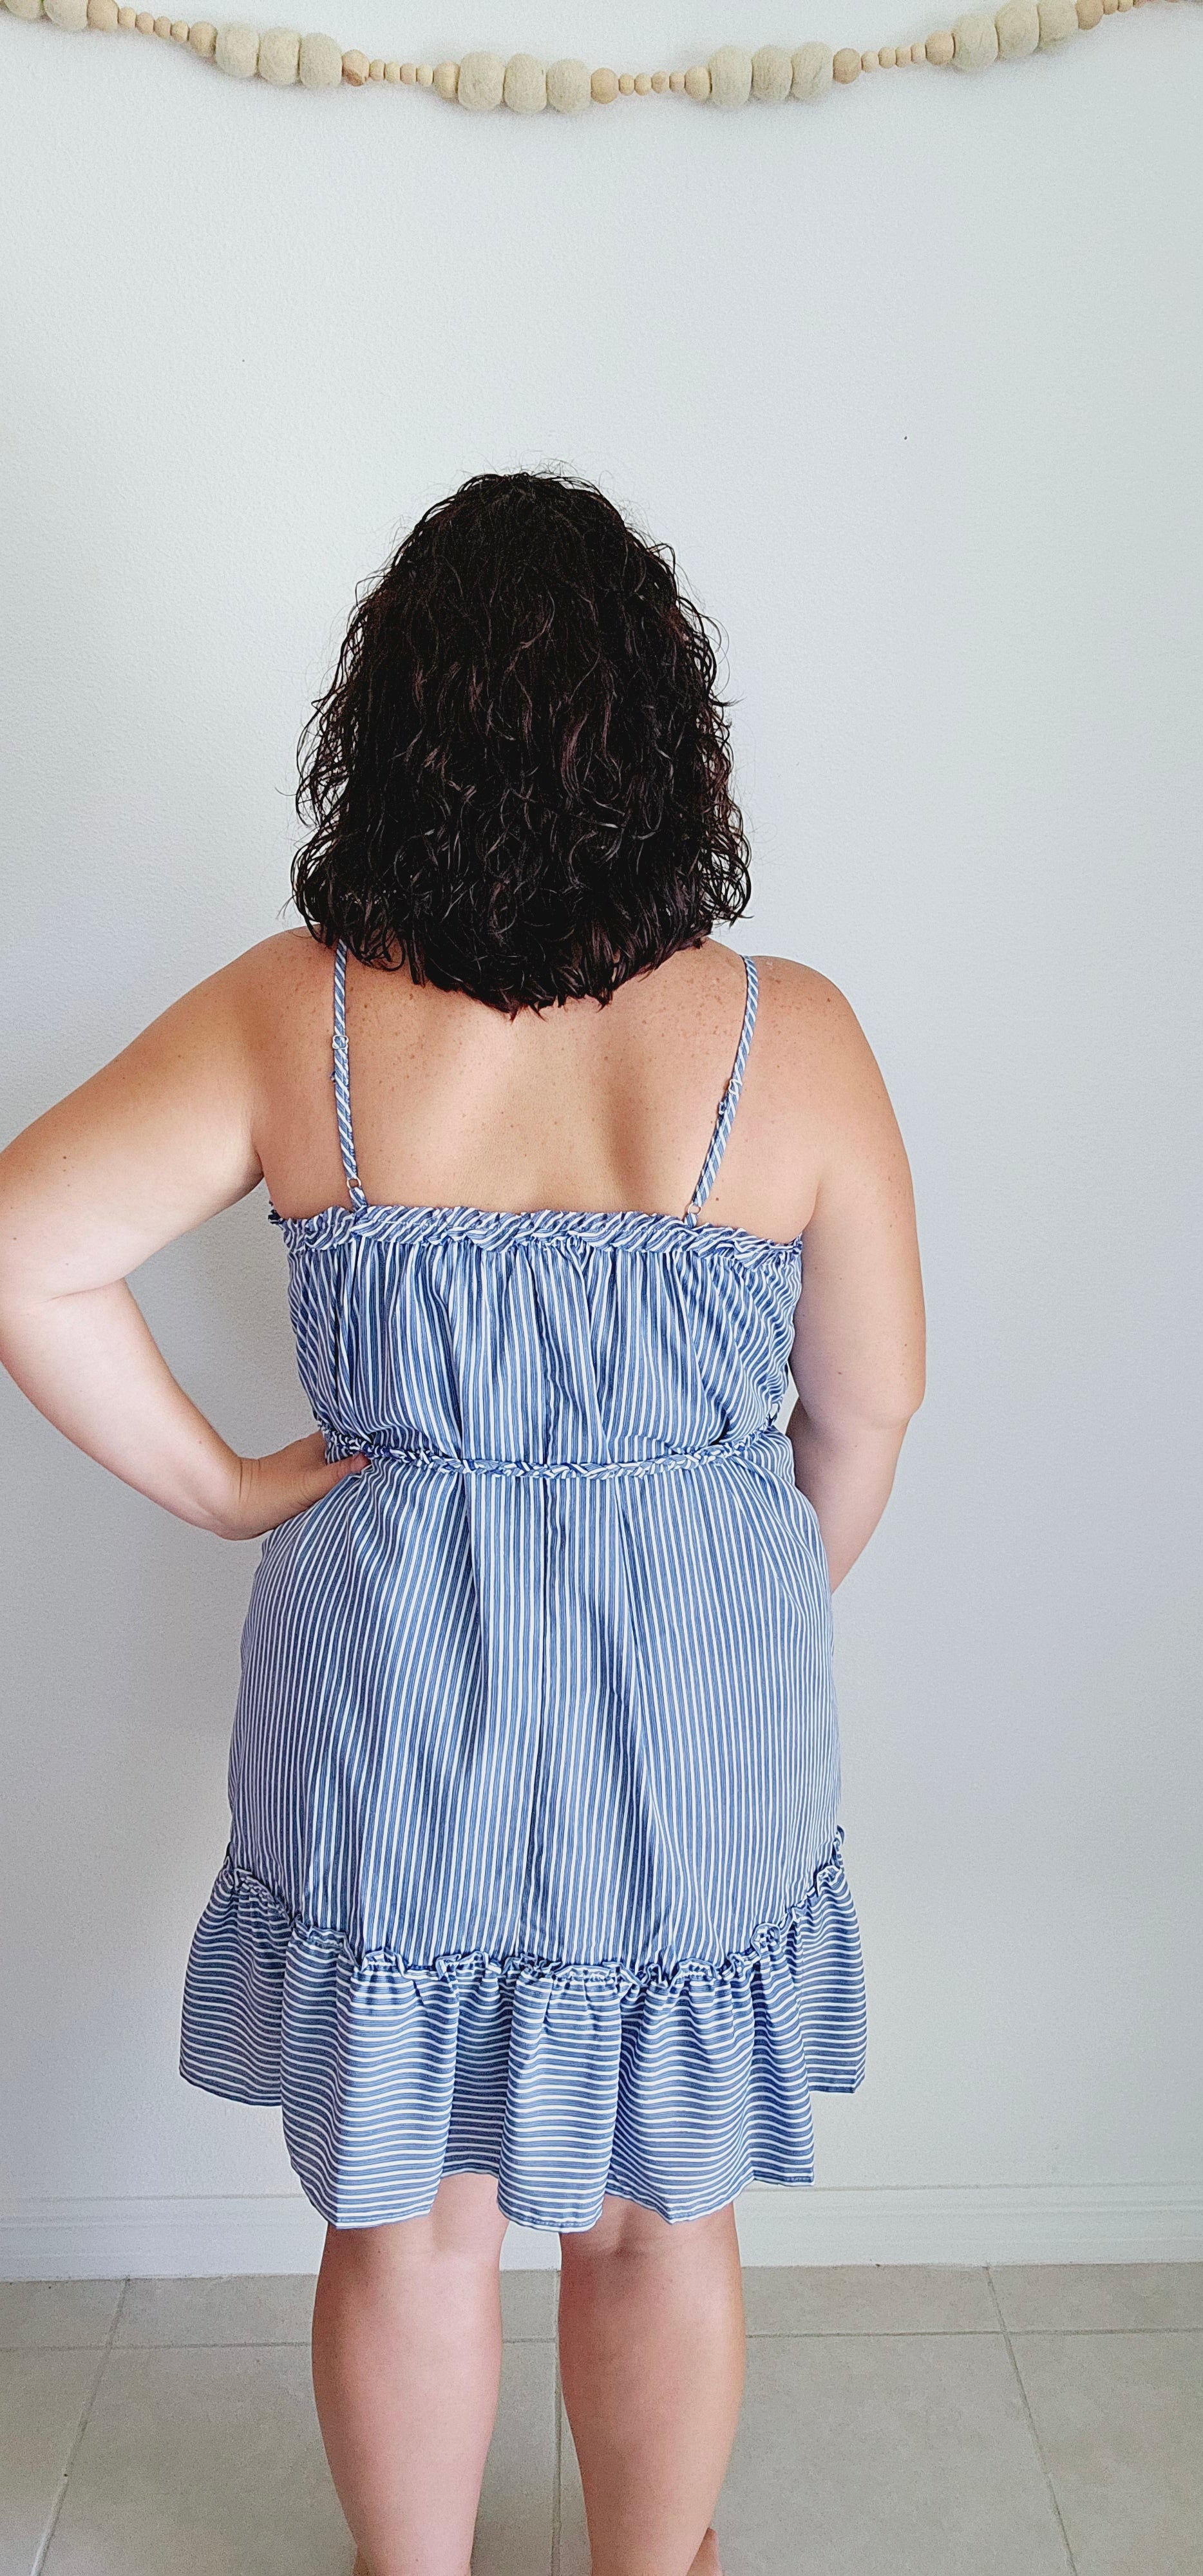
[106,927,325,1041]
[751,954,892,1127]
[220,927,331,1017]
[158,927,333,1059]
[66,933,335,1124]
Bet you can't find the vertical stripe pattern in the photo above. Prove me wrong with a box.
[180,943,866,2231]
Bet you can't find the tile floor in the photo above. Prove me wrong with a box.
[1,2264,1200,2575]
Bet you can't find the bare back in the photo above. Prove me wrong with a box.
[0,918,922,1589]
[252,931,826,1248]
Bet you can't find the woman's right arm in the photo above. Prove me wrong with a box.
[0,944,365,1538]
[786,976,926,1590]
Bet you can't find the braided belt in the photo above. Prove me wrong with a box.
[343,1425,778,1482]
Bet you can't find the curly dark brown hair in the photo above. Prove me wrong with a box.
[290,470,752,1014]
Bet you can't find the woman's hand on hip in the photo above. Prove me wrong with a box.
[223,1433,368,1540]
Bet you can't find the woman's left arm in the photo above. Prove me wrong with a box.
[0,950,364,1538]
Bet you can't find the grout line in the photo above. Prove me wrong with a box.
[739,2322,1203,2340]
[8,2331,565,2352]
[958,2320,1203,2338]
[83,2334,319,2351]
[24,2320,1193,2348]
[738,2326,1007,2342]
[11,2318,1201,2347]
[986,2269,1079,2576]
[550,2275,563,2576]
[31,2276,130,2576]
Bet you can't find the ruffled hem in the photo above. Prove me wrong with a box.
[267,1193,804,1271]
[179,1840,866,2231]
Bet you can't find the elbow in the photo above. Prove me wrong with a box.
[891,1326,927,1428]
[798,1372,924,1451]
[885,1374,925,1441]
[850,1352,927,1436]
[900,1357,926,1425]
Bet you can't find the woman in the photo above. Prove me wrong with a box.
[0,471,924,2576]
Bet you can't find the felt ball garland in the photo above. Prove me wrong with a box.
[1,0,1191,104]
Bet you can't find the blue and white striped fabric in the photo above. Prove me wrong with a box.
[180,940,866,2231]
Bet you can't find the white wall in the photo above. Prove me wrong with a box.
[2,0,1200,2275]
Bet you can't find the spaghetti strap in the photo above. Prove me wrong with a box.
[685,956,759,1223]
[331,940,367,1213]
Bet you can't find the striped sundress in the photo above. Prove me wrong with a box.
[180,939,866,2231]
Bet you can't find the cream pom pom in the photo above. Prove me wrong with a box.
[952,10,999,62]
[791,40,834,95]
[547,56,590,111]
[504,52,545,110]
[298,28,339,82]
[752,43,793,99]
[457,48,504,109]
[4,0,1163,120]
[995,0,1040,52]
[709,44,753,105]
[1038,0,1079,36]
[257,24,299,80]
[215,19,258,73]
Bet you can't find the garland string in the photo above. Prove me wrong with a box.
[1,0,1191,106]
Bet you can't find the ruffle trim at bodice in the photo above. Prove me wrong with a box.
[268,1195,804,1271]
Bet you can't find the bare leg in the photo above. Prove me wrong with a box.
[311,2172,509,2576]
[558,2195,745,2576]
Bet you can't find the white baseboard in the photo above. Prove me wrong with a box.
[731,2182,1203,2268]
[1,2183,1199,2279]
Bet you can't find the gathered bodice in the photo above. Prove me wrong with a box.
[267,942,804,1473]
[270,1198,802,1470]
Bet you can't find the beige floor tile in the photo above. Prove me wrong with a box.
[41,2345,351,2575]
[116,2269,554,2350]
[992,2261,1203,2334]
[741,2264,996,2336]
[472,2345,557,2576]
[0,2347,100,2576]
[0,2280,124,2351]
[1011,2329,1203,2576]
[562,2329,1066,2576]
[558,2401,590,2576]
[499,2269,558,2341]
[717,2334,1071,2575]
[116,2273,317,2347]
[40,2338,556,2576]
